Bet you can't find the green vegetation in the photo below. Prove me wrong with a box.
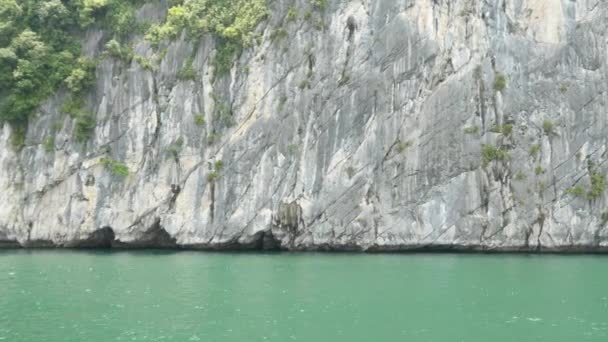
[514,170,527,181]
[207,172,220,182]
[78,0,149,39]
[542,119,555,136]
[481,144,510,167]
[0,0,146,149]
[213,100,234,127]
[74,112,96,142]
[286,7,298,22]
[395,140,411,154]
[588,172,606,200]
[65,58,96,94]
[534,166,545,175]
[60,96,97,142]
[207,132,220,145]
[176,57,196,81]
[167,137,184,158]
[42,136,54,152]
[501,124,513,135]
[559,83,568,93]
[287,143,298,155]
[270,28,288,42]
[566,185,586,198]
[134,55,156,71]
[463,126,480,135]
[538,180,547,192]
[147,0,269,77]
[314,20,326,31]
[310,0,327,11]
[567,173,606,200]
[207,159,225,183]
[494,73,507,91]
[100,157,129,177]
[489,123,513,135]
[105,39,133,62]
[602,211,608,226]
[529,144,541,158]
[194,114,206,126]
[42,136,55,153]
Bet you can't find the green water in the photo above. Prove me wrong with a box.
[0,251,607,341]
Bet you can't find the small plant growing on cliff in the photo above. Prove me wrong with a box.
[207,160,224,183]
[395,140,411,154]
[566,185,586,198]
[207,172,220,182]
[463,126,479,134]
[514,170,527,181]
[194,114,206,126]
[501,123,513,136]
[314,19,326,30]
[101,158,129,177]
[207,133,220,145]
[481,144,510,167]
[167,137,184,158]
[542,119,555,136]
[176,58,196,81]
[105,39,133,62]
[489,124,513,135]
[494,73,507,91]
[588,172,606,200]
[74,112,96,143]
[270,28,288,42]
[134,55,157,71]
[287,144,298,155]
[567,173,606,200]
[310,0,327,11]
[286,7,298,22]
[42,137,54,152]
[529,144,541,158]
[534,166,545,175]
[65,58,96,94]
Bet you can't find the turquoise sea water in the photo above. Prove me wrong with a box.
[0,250,607,341]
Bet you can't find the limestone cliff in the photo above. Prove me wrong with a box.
[1,0,607,251]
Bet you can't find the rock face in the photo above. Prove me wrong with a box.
[1,0,607,251]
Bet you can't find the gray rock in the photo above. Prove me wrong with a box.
[1,0,607,252]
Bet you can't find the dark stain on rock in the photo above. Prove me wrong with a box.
[72,227,115,249]
[85,174,95,186]
[113,218,177,249]
[346,16,356,41]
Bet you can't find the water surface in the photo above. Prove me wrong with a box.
[1,250,607,341]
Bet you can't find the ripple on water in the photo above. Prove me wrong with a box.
[1,252,608,341]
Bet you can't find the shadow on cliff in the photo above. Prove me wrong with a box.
[66,220,283,252]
